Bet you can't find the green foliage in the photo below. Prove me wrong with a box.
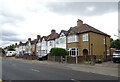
[0,48,6,54]
[7,45,15,51]
[50,48,68,56]
[110,38,120,50]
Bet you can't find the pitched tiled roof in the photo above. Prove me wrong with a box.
[47,33,59,41]
[41,36,48,41]
[68,23,110,37]
[60,30,68,36]
[31,39,37,45]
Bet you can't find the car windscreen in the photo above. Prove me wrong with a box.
[113,51,120,55]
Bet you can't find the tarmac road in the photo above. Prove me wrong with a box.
[1,57,119,82]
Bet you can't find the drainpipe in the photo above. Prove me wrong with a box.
[88,33,90,61]
[105,36,107,61]
[76,53,78,64]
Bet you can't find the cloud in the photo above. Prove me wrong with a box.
[1,30,26,47]
[1,30,18,37]
[0,0,118,48]
[2,36,26,42]
[46,2,118,16]
[0,13,24,25]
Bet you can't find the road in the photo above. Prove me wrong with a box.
[1,57,119,82]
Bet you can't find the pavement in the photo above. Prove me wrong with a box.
[9,57,119,77]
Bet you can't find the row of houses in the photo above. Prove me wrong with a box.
[8,19,111,60]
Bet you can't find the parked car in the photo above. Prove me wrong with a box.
[23,53,32,56]
[112,50,120,63]
[37,54,48,60]
[6,51,16,57]
[16,53,23,56]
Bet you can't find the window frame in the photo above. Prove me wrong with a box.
[67,35,78,43]
[69,48,78,57]
[82,34,89,42]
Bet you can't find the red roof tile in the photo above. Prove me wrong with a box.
[68,23,110,37]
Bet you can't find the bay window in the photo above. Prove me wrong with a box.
[69,48,78,57]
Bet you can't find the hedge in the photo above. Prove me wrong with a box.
[50,48,68,56]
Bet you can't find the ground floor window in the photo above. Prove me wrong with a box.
[41,50,47,55]
[68,48,78,57]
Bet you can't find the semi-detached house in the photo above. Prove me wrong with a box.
[66,19,110,60]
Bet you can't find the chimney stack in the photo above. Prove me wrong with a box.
[37,35,41,39]
[77,19,83,26]
[15,43,17,47]
[19,41,22,46]
[28,38,31,42]
[51,29,56,34]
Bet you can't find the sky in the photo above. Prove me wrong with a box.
[0,0,119,48]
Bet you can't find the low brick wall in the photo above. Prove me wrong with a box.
[67,56,76,64]
[106,55,112,61]
[48,55,63,62]
[55,56,62,62]
[77,56,85,63]
[0,54,6,57]
[48,55,55,61]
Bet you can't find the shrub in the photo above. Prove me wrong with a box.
[50,48,68,56]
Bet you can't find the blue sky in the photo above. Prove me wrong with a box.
[0,0,119,47]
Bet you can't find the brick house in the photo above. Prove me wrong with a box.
[31,39,37,55]
[66,19,110,61]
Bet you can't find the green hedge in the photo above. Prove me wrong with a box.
[50,48,68,56]
[0,48,6,54]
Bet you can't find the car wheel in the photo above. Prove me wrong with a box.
[113,60,116,63]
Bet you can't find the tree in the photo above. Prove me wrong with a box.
[114,39,120,49]
[0,48,6,54]
[7,44,15,51]
[110,38,120,50]
[50,48,68,56]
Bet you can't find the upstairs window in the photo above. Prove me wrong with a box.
[59,37,66,44]
[67,35,78,43]
[103,36,106,44]
[49,41,52,46]
[42,41,46,46]
[56,39,59,44]
[82,34,88,41]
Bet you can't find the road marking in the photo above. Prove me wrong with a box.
[71,79,81,82]
[31,69,40,72]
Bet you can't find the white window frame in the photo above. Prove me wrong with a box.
[42,40,46,47]
[59,36,66,44]
[56,39,59,44]
[82,34,88,41]
[67,35,78,43]
[69,48,78,57]
[49,41,52,46]
[103,36,106,44]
